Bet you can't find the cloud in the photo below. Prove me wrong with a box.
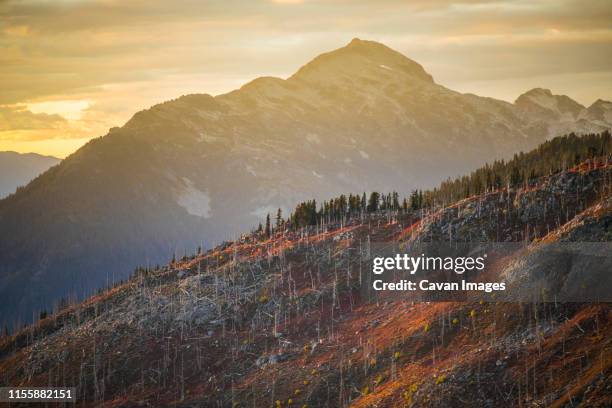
[0,104,93,143]
[1,1,610,103]
[0,105,67,131]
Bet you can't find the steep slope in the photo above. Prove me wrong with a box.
[0,157,609,407]
[1,38,611,326]
[0,151,60,199]
[584,99,612,125]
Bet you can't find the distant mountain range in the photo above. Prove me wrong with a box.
[0,38,610,326]
[0,152,60,199]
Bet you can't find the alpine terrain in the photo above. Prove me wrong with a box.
[1,133,610,407]
[1,39,611,327]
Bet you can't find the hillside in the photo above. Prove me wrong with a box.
[1,38,611,327]
[0,151,60,199]
[1,144,610,406]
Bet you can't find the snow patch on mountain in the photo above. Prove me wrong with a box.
[177,178,211,218]
[312,170,323,178]
[197,132,219,143]
[306,133,321,144]
[526,89,558,111]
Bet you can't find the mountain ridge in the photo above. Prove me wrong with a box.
[0,151,60,199]
[0,39,610,327]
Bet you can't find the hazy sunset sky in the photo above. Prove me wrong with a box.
[1,0,611,158]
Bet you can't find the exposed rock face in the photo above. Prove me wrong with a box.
[515,88,585,120]
[0,38,610,324]
[585,99,612,124]
[515,88,612,137]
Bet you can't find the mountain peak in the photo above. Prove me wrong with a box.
[586,98,612,121]
[344,37,389,51]
[3,38,612,328]
[347,37,365,46]
[516,88,585,116]
[290,38,434,84]
[589,98,611,109]
[522,87,553,97]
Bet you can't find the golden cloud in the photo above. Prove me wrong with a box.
[0,106,67,132]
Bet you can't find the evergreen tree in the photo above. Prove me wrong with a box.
[265,213,271,237]
[410,190,420,210]
[275,208,283,230]
[367,192,380,212]
[392,191,400,210]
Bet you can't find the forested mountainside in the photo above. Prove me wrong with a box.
[1,38,611,328]
[0,151,59,199]
[1,134,610,407]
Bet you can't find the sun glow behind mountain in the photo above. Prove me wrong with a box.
[1,0,611,157]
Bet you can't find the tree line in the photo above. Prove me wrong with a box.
[257,131,611,234]
[430,130,611,205]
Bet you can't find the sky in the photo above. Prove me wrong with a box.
[1,0,611,158]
